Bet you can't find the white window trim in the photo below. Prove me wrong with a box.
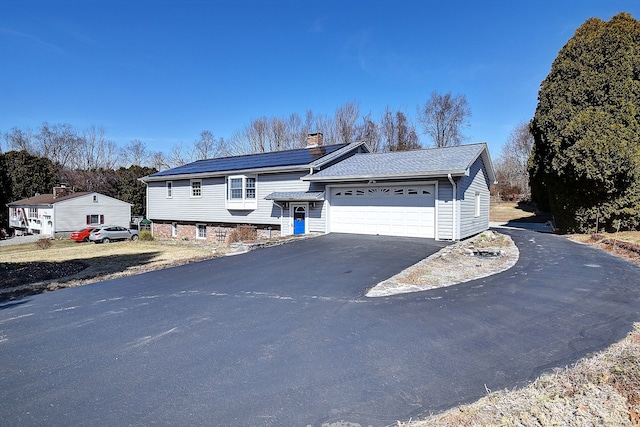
[191,179,202,198]
[475,191,481,217]
[226,175,257,210]
[196,223,207,240]
[166,181,173,198]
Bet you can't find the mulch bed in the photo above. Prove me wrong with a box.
[0,261,87,289]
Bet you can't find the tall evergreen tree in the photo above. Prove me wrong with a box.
[529,13,640,232]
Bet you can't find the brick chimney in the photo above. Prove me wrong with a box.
[53,184,71,199]
[306,132,323,147]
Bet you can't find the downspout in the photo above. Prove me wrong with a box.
[447,174,457,241]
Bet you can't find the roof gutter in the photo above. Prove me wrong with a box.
[448,173,457,241]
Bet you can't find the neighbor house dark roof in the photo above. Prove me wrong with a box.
[144,143,354,181]
[7,192,90,207]
[304,143,496,182]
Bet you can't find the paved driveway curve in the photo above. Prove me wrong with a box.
[1,231,639,426]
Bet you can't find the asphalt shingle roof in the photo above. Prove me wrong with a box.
[8,192,90,206]
[306,143,489,180]
[148,143,349,178]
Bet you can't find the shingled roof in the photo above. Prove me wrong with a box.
[303,143,495,182]
[7,192,90,206]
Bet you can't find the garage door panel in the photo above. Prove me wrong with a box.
[329,185,435,238]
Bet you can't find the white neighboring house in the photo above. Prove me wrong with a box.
[7,186,132,237]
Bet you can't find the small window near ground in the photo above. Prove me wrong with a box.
[171,222,177,237]
[166,181,173,198]
[191,180,202,198]
[196,224,207,239]
[475,192,481,217]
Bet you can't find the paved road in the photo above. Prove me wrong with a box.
[1,231,639,426]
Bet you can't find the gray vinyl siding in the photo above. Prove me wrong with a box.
[436,179,454,240]
[53,194,131,234]
[147,171,311,226]
[458,156,491,239]
[308,201,326,233]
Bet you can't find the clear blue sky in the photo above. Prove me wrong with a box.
[1,0,639,159]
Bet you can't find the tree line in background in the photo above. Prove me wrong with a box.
[0,149,155,228]
[1,91,472,171]
[0,92,475,228]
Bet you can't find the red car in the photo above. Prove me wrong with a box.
[70,227,95,242]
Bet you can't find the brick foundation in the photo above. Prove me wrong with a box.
[152,222,281,243]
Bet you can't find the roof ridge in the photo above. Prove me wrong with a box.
[351,142,487,156]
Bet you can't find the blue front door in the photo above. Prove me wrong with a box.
[293,206,306,235]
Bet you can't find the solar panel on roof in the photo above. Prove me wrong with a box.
[150,143,348,177]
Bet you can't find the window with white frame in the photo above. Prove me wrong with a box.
[196,224,207,239]
[475,192,481,217]
[171,222,177,237]
[166,181,173,198]
[191,179,202,198]
[226,175,257,210]
[93,195,98,203]
[28,208,38,218]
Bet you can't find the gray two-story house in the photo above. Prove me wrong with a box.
[141,133,496,241]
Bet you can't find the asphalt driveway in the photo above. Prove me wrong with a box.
[1,231,639,426]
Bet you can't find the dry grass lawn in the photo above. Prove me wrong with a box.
[490,200,555,225]
[0,238,220,298]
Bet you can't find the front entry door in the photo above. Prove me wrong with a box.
[293,205,306,235]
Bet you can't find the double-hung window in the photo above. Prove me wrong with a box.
[166,181,173,198]
[226,175,257,210]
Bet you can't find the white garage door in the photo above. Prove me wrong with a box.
[329,185,435,238]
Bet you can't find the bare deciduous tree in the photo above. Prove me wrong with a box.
[79,126,120,170]
[354,113,381,152]
[417,91,471,147]
[167,143,190,167]
[148,151,169,171]
[334,100,360,144]
[36,122,82,169]
[381,107,421,151]
[3,127,36,153]
[494,121,534,198]
[121,139,148,167]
